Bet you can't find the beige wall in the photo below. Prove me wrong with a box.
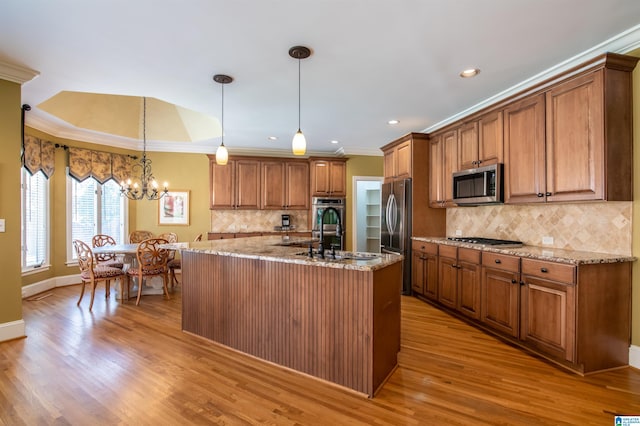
[0,79,24,324]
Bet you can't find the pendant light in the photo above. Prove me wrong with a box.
[213,74,233,165]
[120,97,169,200]
[289,46,311,156]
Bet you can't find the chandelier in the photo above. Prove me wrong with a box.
[289,46,311,156]
[213,74,233,165]
[120,97,169,200]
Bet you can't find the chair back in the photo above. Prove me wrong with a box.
[129,230,154,243]
[73,239,95,276]
[92,234,117,262]
[136,238,170,273]
[158,232,178,243]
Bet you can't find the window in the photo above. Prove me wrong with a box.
[21,168,50,271]
[67,177,127,261]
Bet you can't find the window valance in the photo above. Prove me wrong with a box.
[67,147,132,184]
[22,135,55,178]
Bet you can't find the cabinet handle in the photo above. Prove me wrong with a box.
[545,192,552,197]
[477,160,482,165]
[540,267,548,273]
[520,281,525,286]
[511,279,517,284]
[494,259,501,264]
[537,193,544,198]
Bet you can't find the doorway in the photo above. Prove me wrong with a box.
[352,176,383,253]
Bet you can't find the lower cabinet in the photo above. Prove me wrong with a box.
[413,241,632,374]
[437,245,481,320]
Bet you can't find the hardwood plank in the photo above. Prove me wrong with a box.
[1,285,639,424]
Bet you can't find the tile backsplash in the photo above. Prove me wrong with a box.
[446,202,632,255]
[210,210,310,233]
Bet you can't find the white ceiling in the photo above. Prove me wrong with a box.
[2,0,640,157]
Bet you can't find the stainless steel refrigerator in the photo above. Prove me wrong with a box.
[381,178,412,295]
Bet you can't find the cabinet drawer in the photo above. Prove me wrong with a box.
[482,252,520,272]
[412,240,437,255]
[522,259,575,283]
[439,244,457,259]
[458,248,480,264]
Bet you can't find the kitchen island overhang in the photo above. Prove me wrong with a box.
[174,236,403,397]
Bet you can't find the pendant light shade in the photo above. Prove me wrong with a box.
[213,74,233,165]
[289,46,311,156]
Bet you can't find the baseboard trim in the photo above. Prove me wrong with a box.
[0,319,26,342]
[21,274,80,299]
[630,345,640,369]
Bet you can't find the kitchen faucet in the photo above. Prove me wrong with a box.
[317,207,342,259]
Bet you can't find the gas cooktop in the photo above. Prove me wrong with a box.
[447,237,523,248]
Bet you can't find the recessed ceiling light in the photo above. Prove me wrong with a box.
[387,119,400,125]
[330,140,339,144]
[268,136,278,141]
[460,68,480,78]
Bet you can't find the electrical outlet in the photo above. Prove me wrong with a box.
[0,219,5,232]
[542,236,554,245]
[455,229,462,236]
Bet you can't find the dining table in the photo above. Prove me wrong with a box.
[92,243,170,300]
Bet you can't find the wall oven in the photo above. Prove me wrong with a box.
[452,163,503,205]
[311,197,345,250]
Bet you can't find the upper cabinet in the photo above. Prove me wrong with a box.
[382,139,412,182]
[209,158,261,210]
[505,54,638,203]
[429,130,458,207]
[309,158,347,197]
[262,160,310,209]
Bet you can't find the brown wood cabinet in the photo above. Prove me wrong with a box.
[437,245,481,319]
[411,241,438,300]
[481,252,521,337]
[261,160,309,210]
[209,158,261,209]
[309,158,347,197]
[504,54,637,203]
[382,133,446,238]
[383,139,411,182]
[458,112,503,171]
[429,130,458,207]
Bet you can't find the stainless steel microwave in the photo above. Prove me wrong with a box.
[452,164,503,205]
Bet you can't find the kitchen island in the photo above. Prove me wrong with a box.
[172,236,403,397]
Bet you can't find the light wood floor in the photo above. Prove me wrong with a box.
[2,284,640,425]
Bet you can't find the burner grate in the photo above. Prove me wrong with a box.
[447,237,523,247]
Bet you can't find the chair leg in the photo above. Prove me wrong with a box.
[105,280,111,299]
[89,280,97,311]
[162,272,171,300]
[136,274,143,306]
[77,281,86,306]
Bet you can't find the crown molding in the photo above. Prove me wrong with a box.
[424,23,640,133]
[0,60,39,84]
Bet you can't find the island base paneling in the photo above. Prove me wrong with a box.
[181,252,401,397]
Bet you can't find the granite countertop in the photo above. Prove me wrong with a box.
[412,237,636,265]
[164,235,403,271]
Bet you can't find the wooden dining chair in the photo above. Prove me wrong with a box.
[73,239,125,311]
[126,238,171,306]
[167,233,203,288]
[91,234,124,269]
[129,230,154,244]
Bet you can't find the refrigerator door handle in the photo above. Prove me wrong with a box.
[387,193,397,235]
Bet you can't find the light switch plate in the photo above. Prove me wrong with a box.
[542,236,554,245]
[0,219,5,232]
[455,229,462,236]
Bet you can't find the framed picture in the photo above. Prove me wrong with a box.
[158,190,190,225]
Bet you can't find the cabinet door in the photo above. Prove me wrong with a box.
[412,251,425,295]
[235,160,261,209]
[458,121,479,170]
[261,161,286,209]
[504,94,546,204]
[328,161,346,196]
[520,275,576,362]
[310,160,330,196]
[429,136,444,207]
[424,253,438,301]
[481,267,519,337]
[210,160,236,209]
[545,70,604,202]
[286,162,310,209]
[395,141,412,179]
[478,110,503,167]
[442,130,458,204]
[383,149,395,182]
[457,260,481,320]
[438,256,458,310]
